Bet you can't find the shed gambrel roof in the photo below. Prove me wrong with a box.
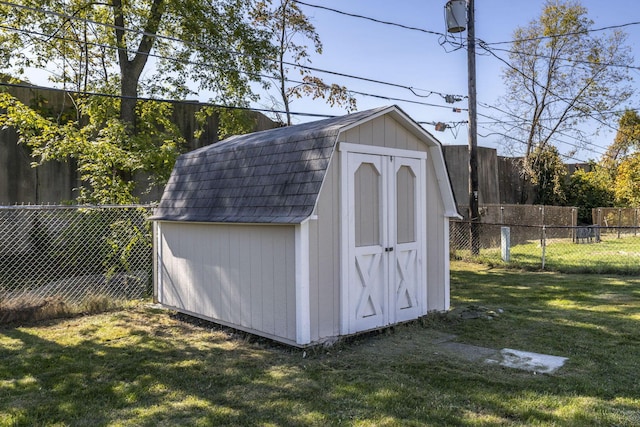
[151,105,459,223]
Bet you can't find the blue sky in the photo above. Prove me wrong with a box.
[260,0,640,162]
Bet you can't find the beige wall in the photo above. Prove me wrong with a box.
[308,156,341,342]
[341,115,423,151]
[425,156,448,311]
[157,222,298,343]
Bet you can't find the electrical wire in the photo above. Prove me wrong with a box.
[289,1,639,165]
[0,21,469,116]
[2,0,637,151]
[476,123,594,164]
[0,0,466,103]
[485,44,640,72]
[476,102,609,156]
[293,0,640,68]
[292,0,447,38]
[0,80,338,119]
[484,21,640,46]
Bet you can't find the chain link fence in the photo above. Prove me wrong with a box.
[593,207,640,230]
[450,220,640,275]
[459,204,578,227]
[0,205,154,322]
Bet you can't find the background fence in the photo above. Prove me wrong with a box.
[0,205,153,322]
[2,204,638,323]
[593,208,640,228]
[458,204,578,226]
[450,221,640,274]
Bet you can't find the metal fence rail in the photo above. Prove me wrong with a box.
[0,205,154,319]
[450,220,640,274]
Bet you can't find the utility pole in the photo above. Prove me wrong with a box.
[466,0,480,255]
[445,0,480,255]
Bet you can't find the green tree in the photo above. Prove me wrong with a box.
[567,163,615,223]
[253,0,356,125]
[614,156,640,206]
[603,110,640,206]
[500,0,633,201]
[0,0,274,203]
[526,144,567,206]
[0,92,182,203]
[603,110,640,164]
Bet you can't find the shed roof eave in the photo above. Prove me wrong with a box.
[148,217,305,225]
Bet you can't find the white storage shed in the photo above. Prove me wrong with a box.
[151,106,460,346]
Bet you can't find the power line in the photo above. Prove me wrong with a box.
[294,0,640,67]
[476,123,595,164]
[484,21,640,46]
[0,21,467,115]
[287,1,638,164]
[0,79,610,164]
[485,44,640,72]
[0,80,338,119]
[0,80,467,137]
[4,0,634,152]
[0,0,466,102]
[476,102,609,156]
[293,0,447,37]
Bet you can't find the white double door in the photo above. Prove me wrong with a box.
[344,150,426,334]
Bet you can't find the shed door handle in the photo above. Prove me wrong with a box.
[385,247,394,252]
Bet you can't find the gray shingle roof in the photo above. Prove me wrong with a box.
[151,106,391,223]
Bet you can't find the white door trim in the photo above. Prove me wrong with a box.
[339,142,427,160]
[295,221,311,345]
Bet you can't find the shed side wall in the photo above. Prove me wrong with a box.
[309,155,341,342]
[425,155,448,311]
[157,222,297,342]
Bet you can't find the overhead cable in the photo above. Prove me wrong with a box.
[0,81,338,119]
[0,0,466,102]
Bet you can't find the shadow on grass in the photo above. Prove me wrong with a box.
[1,312,307,425]
[1,264,640,427]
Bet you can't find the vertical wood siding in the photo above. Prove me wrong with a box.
[342,116,423,151]
[425,157,448,311]
[308,157,341,342]
[308,116,446,342]
[158,222,297,342]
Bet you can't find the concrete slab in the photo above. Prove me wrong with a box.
[428,333,568,374]
[437,341,500,362]
[486,348,569,374]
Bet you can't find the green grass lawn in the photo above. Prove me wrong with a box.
[1,262,639,426]
[456,235,640,275]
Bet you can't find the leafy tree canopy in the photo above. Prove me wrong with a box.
[525,144,567,206]
[603,109,640,206]
[0,0,275,203]
[567,163,615,224]
[253,0,356,125]
[500,0,633,202]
